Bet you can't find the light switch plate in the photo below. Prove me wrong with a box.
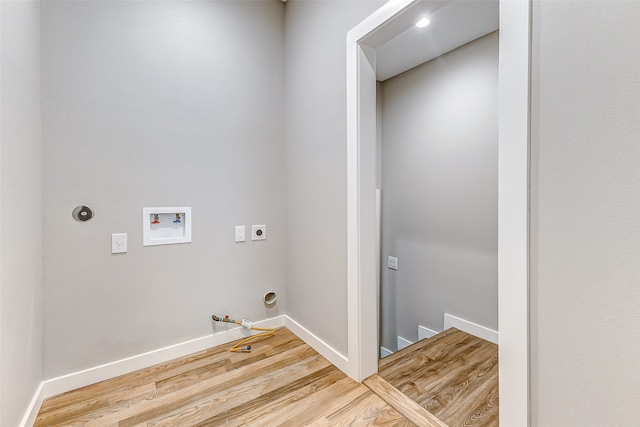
[112,233,127,254]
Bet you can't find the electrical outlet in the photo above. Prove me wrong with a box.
[235,225,246,242]
[387,256,398,270]
[252,225,266,241]
[112,233,127,254]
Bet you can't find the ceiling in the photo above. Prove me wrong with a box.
[361,0,499,81]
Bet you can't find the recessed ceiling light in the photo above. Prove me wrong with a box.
[416,17,430,28]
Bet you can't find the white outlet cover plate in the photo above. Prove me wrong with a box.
[235,225,246,242]
[252,225,266,240]
[112,233,127,254]
[387,256,398,270]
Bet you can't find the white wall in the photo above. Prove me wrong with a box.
[379,32,498,349]
[284,0,384,355]
[0,1,42,426]
[530,1,640,425]
[41,0,286,379]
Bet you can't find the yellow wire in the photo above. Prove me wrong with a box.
[228,323,275,353]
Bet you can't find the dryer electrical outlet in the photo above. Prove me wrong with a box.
[251,225,266,241]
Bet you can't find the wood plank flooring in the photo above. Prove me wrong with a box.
[362,375,447,427]
[35,327,414,427]
[376,328,499,427]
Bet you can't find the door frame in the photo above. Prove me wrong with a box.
[345,1,531,425]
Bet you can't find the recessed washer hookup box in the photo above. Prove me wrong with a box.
[143,207,192,246]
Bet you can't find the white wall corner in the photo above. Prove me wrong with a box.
[284,315,349,375]
[443,313,499,344]
[19,382,45,427]
[380,346,394,358]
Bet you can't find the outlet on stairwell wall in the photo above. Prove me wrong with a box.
[387,256,398,270]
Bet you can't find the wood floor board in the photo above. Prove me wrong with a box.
[419,354,498,415]
[114,349,329,426]
[378,328,460,369]
[35,327,413,427]
[39,343,317,427]
[211,377,361,427]
[36,327,493,427]
[273,380,376,427]
[153,359,230,392]
[320,391,415,427]
[192,365,344,426]
[38,327,292,416]
[134,353,331,426]
[380,334,484,383]
[363,375,447,427]
[377,328,499,427]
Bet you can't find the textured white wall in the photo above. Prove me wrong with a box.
[0,1,42,426]
[41,1,286,378]
[530,1,640,425]
[379,32,498,349]
[284,0,384,355]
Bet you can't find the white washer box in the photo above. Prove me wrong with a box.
[143,207,192,246]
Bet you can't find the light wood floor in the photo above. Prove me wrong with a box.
[35,327,414,426]
[376,328,499,427]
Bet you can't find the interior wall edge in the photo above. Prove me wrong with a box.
[284,315,349,375]
[18,383,44,427]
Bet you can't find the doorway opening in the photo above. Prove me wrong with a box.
[346,1,531,425]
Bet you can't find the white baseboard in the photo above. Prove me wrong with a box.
[444,313,498,344]
[283,315,349,374]
[418,325,438,341]
[397,336,413,350]
[380,346,393,358]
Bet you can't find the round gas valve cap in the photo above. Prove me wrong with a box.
[72,205,95,222]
